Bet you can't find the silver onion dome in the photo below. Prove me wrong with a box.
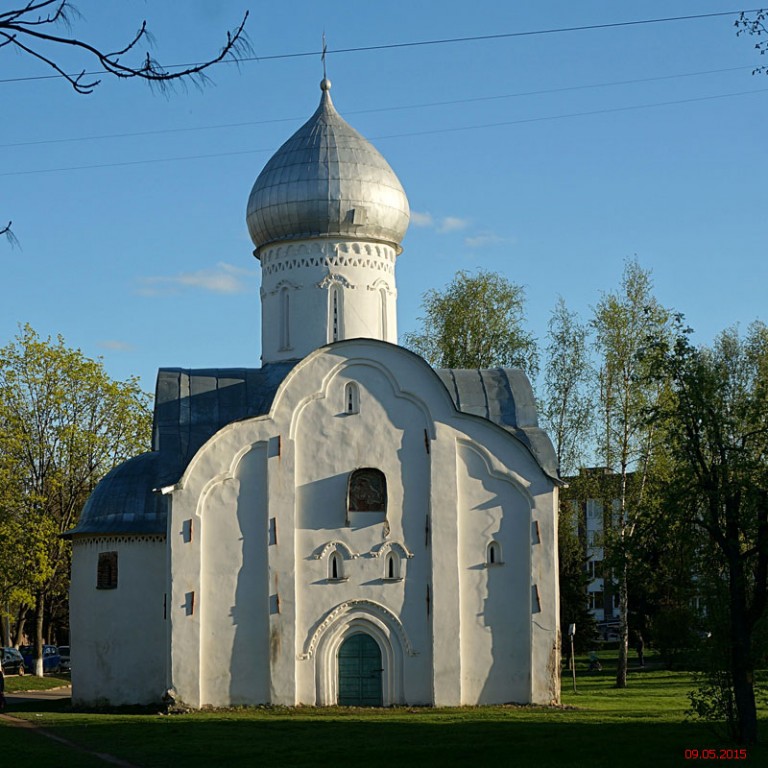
[246,79,410,252]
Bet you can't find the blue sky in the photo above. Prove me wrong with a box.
[2,1,766,393]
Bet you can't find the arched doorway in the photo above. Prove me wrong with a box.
[337,633,383,706]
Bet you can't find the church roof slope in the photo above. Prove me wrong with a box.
[64,452,165,537]
[435,367,559,481]
[152,362,297,486]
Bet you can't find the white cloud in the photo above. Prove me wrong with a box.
[464,232,508,248]
[138,262,255,296]
[410,211,434,227]
[99,340,134,352]
[438,216,469,233]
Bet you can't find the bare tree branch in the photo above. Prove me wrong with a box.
[1,3,251,245]
[736,10,768,75]
[0,2,251,95]
[1,221,21,249]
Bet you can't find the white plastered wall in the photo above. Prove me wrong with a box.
[259,239,398,363]
[70,535,167,706]
[165,340,559,708]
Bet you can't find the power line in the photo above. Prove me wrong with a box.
[2,86,765,178]
[0,65,755,150]
[0,9,761,86]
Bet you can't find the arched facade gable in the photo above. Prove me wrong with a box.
[285,356,438,442]
[456,438,535,508]
[188,439,270,515]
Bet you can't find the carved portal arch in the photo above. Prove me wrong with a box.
[303,599,417,706]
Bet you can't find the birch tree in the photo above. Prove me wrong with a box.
[592,259,671,688]
[403,269,538,375]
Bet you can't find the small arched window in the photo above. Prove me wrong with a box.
[487,541,503,567]
[384,551,400,580]
[345,382,360,414]
[329,550,344,581]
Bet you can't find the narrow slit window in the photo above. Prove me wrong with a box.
[280,287,291,350]
[487,541,502,566]
[345,382,360,414]
[329,284,343,343]
[385,551,400,580]
[379,287,388,339]
[329,551,343,581]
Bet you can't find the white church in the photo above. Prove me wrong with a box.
[67,79,562,709]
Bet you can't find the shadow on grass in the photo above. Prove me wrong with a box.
[5,708,766,768]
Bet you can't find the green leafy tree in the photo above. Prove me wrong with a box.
[403,269,538,374]
[0,324,151,673]
[557,490,598,658]
[651,320,768,744]
[592,259,672,688]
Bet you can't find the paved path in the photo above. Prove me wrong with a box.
[4,686,72,703]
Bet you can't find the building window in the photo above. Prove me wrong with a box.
[384,551,401,580]
[345,382,360,414]
[329,285,343,343]
[347,468,387,514]
[280,287,291,350]
[329,550,344,581]
[97,551,118,589]
[487,540,503,566]
[379,287,388,339]
[588,591,604,611]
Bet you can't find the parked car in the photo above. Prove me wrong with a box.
[1,647,26,675]
[20,644,61,674]
[58,645,70,672]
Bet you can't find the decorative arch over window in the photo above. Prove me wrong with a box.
[345,382,360,414]
[347,468,387,515]
[487,540,503,567]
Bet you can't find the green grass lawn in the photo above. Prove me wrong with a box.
[4,672,71,692]
[1,662,766,767]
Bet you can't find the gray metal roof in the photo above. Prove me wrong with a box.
[435,368,559,481]
[246,79,410,252]
[68,360,557,537]
[66,363,296,537]
[65,452,165,537]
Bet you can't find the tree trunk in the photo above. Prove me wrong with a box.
[615,564,628,688]
[34,590,44,677]
[1,607,9,647]
[12,604,28,648]
[729,555,758,743]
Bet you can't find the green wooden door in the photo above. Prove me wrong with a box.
[338,633,383,706]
